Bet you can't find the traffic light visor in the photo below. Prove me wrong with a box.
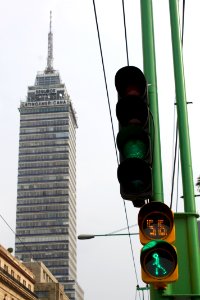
[115,66,147,98]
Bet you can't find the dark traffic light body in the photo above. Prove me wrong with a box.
[138,202,178,289]
[115,66,178,288]
[115,66,152,207]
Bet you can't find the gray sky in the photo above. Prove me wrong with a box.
[0,1,200,299]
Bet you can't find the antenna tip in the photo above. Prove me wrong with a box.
[50,11,52,32]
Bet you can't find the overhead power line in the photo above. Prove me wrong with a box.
[92,0,119,165]
[122,0,129,65]
[0,214,42,269]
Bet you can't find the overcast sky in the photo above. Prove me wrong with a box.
[1,1,200,299]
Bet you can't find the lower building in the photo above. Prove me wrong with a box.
[24,261,70,300]
[0,245,37,300]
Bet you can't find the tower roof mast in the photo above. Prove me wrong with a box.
[45,11,54,73]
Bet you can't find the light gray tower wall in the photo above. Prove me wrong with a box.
[15,14,83,300]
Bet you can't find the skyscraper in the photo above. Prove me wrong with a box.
[15,12,84,300]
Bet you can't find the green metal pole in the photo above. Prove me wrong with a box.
[140,0,164,203]
[140,2,166,300]
[169,0,195,213]
[169,0,200,296]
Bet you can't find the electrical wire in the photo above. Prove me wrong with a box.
[92,0,141,291]
[181,0,185,46]
[92,0,119,165]
[176,152,180,212]
[122,0,129,65]
[108,223,138,235]
[170,122,179,209]
[0,214,42,269]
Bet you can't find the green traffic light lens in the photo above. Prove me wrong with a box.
[123,139,147,159]
[145,249,176,278]
[141,241,177,279]
[117,125,150,161]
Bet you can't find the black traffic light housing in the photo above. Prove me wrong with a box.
[115,66,152,207]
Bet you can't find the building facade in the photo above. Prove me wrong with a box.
[0,245,37,300]
[15,13,83,300]
[24,261,70,300]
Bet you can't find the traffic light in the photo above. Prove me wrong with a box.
[138,202,178,289]
[115,66,152,207]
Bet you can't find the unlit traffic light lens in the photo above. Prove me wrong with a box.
[118,158,152,194]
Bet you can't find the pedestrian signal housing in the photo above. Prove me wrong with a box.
[138,202,178,289]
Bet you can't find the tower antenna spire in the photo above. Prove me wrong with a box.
[46,11,53,73]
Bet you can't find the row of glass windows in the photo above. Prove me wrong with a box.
[21,115,68,123]
[21,120,68,129]
[20,106,68,115]
[19,146,68,155]
[20,126,68,135]
[20,132,69,141]
[17,237,72,248]
[35,74,61,85]
[19,160,68,169]
[17,191,68,199]
[38,258,69,266]
[18,174,68,183]
[16,212,68,220]
[17,197,68,205]
[17,204,68,213]
[16,219,68,228]
[20,116,68,127]
[18,168,68,177]
[18,181,68,190]
[42,260,70,270]
[50,268,69,276]
[16,227,68,236]
[18,182,69,197]
[18,180,68,186]
[19,153,68,162]
[19,139,68,148]
[15,242,68,252]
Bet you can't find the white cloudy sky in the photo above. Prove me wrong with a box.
[0,1,200,299]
